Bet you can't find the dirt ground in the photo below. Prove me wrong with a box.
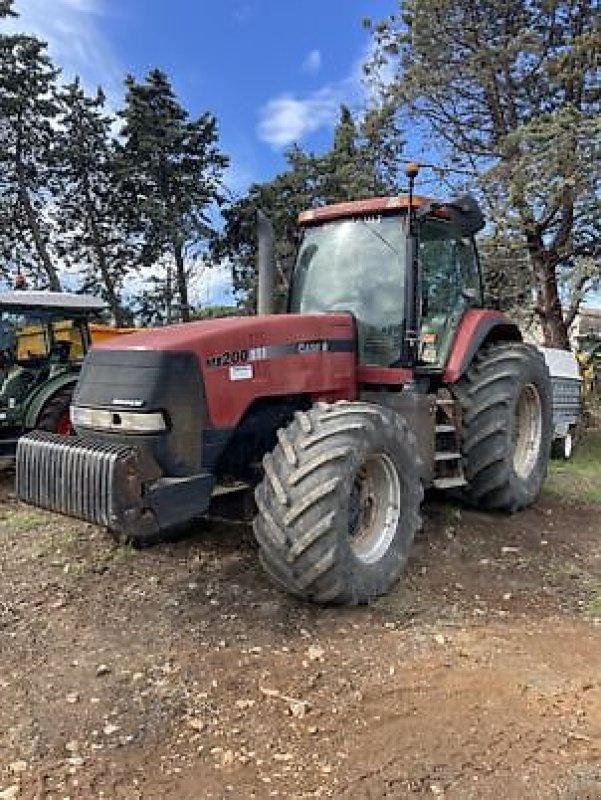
[0,474,599,799]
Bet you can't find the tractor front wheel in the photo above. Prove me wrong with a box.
[452,343,552,512]
[253,402,424,604]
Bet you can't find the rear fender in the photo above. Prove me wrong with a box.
[443,310,522,384]
[24,371,78,428]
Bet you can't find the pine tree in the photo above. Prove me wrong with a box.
[215,144,326,312]
[359,103,405,194]
[117,69,229,321]
[320,104,403,199]
[0,18,61,289]
[54,79,132,324]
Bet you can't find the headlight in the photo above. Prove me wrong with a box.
[71,406,167,433]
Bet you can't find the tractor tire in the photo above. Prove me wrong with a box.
[252,401,424,605]
[452,342,552,512]
[36,387,74,435]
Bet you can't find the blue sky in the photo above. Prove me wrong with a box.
[9,0,398,198]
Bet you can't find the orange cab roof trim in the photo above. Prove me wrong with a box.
[298,195,451,225]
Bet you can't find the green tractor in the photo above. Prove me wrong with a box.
[0,291,106,465]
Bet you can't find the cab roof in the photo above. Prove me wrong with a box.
[298,195,450,226]
[0,291,106,314]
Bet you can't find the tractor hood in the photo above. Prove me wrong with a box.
[81,313,357,430]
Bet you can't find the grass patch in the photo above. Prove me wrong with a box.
[585,592,601,620]
[10,510,53,532]
[544,429,601,504]
[31,526,79,558]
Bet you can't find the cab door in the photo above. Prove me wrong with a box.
[419,219,482,367]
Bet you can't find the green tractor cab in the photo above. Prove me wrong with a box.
[0,291,106,465]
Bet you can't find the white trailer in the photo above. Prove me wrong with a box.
[538,347,583,459]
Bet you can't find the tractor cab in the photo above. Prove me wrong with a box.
[291,186,484,372]
[0,291,106,457]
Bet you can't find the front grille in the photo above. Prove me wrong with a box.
[16,431,138,527]
[550,377,581,425]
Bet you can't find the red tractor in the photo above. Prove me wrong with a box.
[16,166,552,604]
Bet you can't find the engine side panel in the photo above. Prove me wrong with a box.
[92,313,358,429]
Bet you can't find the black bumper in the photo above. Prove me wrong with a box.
[16,431,215,540]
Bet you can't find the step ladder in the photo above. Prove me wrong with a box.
[432,396,466,490]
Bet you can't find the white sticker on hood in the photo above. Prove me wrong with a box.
[229,364,253,381]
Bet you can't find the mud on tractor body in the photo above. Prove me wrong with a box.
[16,167,553,604]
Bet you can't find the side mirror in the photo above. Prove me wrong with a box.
[445,195,485,237]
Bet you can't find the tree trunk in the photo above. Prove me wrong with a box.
[14,124,61,291]
[84,190,126,326]
[526,233,570,350]
[173,242,190,322]
[17,172,61,291]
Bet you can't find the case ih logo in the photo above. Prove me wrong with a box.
[206,339,353,368]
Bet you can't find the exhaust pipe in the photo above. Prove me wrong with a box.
[257,209,275,315]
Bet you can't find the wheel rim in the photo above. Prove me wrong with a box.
[348,453,401,565]
[513,383,543,479]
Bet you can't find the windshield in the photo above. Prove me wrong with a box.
[290,217,405,366]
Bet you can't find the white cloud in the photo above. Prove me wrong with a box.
[7,0,122,101]
[257,40,391,149]
[257,87,343,149]
[302,49,322,75]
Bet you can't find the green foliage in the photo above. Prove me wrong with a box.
[0,26,61,288]
[1,5,230,321]
[117,69,229,321]
[54,79,134,325]
[215,148,317,311]
[366,0,601,347]
[192,305,239,320]
[0,1,16,19]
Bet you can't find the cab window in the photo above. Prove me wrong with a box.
[419,220,481,366]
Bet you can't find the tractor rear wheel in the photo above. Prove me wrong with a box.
[36,387,74,435]
[452,342,552,511]
[253,401,423,604]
